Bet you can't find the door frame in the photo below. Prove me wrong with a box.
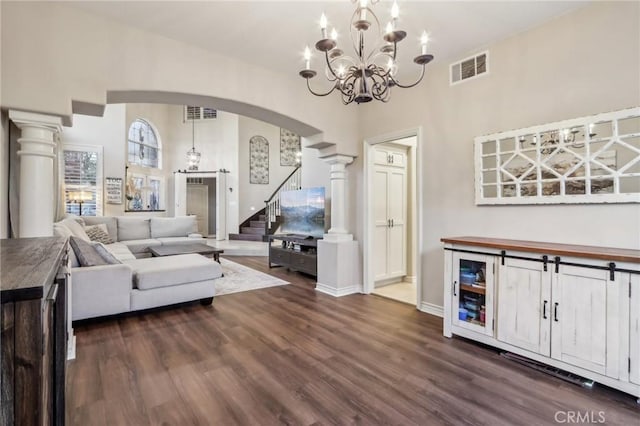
[363,127,422,310]
[174,171,227,240]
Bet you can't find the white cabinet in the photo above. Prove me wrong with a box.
[630,273,640,385]
[373,144,407,282]
[452,252,495,336]
[442,237,640,400]
[498,258,551,356]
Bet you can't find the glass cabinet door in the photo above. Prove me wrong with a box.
[452,252,495,336]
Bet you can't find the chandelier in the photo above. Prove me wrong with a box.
[299,0,433,105]
[186,112,201,171]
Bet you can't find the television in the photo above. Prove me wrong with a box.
[280,187,325,237]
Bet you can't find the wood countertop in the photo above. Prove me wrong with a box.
[440,236,640,264]
[1,237,67,302]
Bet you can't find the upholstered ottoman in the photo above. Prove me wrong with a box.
[125,254,222,311]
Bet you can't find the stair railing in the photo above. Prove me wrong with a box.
[264,166,302,236]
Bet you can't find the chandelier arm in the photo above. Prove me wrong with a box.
[389,64,426,89]
[324,51,343,81]
[305,78,338,97]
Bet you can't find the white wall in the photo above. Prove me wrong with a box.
[62,104,126,217]
[359,1,640,308]
[237,116,300,223]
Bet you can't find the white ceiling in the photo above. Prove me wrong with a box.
[70,1,590,79]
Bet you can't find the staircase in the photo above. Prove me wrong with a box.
[229,166,301,242]
[229,212,269,241]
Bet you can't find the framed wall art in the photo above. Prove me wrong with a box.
[250,135,269,184]
[280,128,301,166]
[105,177,123,204]
[475,107,640,204]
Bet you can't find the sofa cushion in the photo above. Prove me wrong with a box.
[150,216,197,238]
[69,236,110,267]
[120,238,162,254]
[102,242,137,262]
[117,217,151,241]
[83,216,118,242]
[126,254,222,290]
[61,217,91,242]
[93,244,121,264]
[85,224,114,244]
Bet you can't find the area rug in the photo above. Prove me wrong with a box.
[215,258,288,296]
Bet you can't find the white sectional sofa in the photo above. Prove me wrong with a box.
[83,215,204,258]
[54,215,222,321]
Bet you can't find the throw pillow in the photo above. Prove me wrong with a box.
[85,224,114,244]
[61,217,91,242]
[93,244,121,265]
[69,236,109,267]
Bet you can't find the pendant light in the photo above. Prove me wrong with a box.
[186,112,201,170]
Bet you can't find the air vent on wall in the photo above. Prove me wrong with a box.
[184,106,217,121]
[450,51,488,85]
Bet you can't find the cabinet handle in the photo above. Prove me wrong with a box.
[391,219,394,227]
[542,300,548,319]
[553,302,559,322]
[453,280,457,296]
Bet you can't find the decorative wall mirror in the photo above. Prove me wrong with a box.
[475,107,640,204]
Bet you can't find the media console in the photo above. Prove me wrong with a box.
[268,234,319,277]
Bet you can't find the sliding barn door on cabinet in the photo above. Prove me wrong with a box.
[372,144,407,282]
[498,258,552,356]
[551,264,621,376]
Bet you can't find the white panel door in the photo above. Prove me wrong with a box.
[373,170,389,280]
[387,169,406,277]
[498,258,551,356]
[630,273,640,385]
[551,265,614,375]
[187,185,209,236]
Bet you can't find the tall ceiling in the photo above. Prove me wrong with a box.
[70,1,590,79]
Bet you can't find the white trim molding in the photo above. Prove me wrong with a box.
[420,302,444,318]
[363,127,423,311]
[315,283,361,297]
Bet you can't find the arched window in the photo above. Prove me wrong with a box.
[127,119,160,168]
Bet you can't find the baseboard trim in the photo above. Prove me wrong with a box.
[419,302,444,318]
[403,275,417,284]
[315,283,360,297]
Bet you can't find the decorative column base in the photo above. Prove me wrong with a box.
[316,239,361,297]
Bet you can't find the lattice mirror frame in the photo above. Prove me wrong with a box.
[475,107,640,205]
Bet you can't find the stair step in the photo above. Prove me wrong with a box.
[241,226,265,235]
[258,215,266,221]
[229,233,264,241]
[250,220,266,228]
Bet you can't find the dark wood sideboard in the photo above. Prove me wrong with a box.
[1,237,69,426]
[268,234,319,277]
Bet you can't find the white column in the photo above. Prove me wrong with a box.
[316,153,360,297]
[321,154,355,242]
[9,111,62,237]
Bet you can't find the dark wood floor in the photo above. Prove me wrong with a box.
[67,256,639,425]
